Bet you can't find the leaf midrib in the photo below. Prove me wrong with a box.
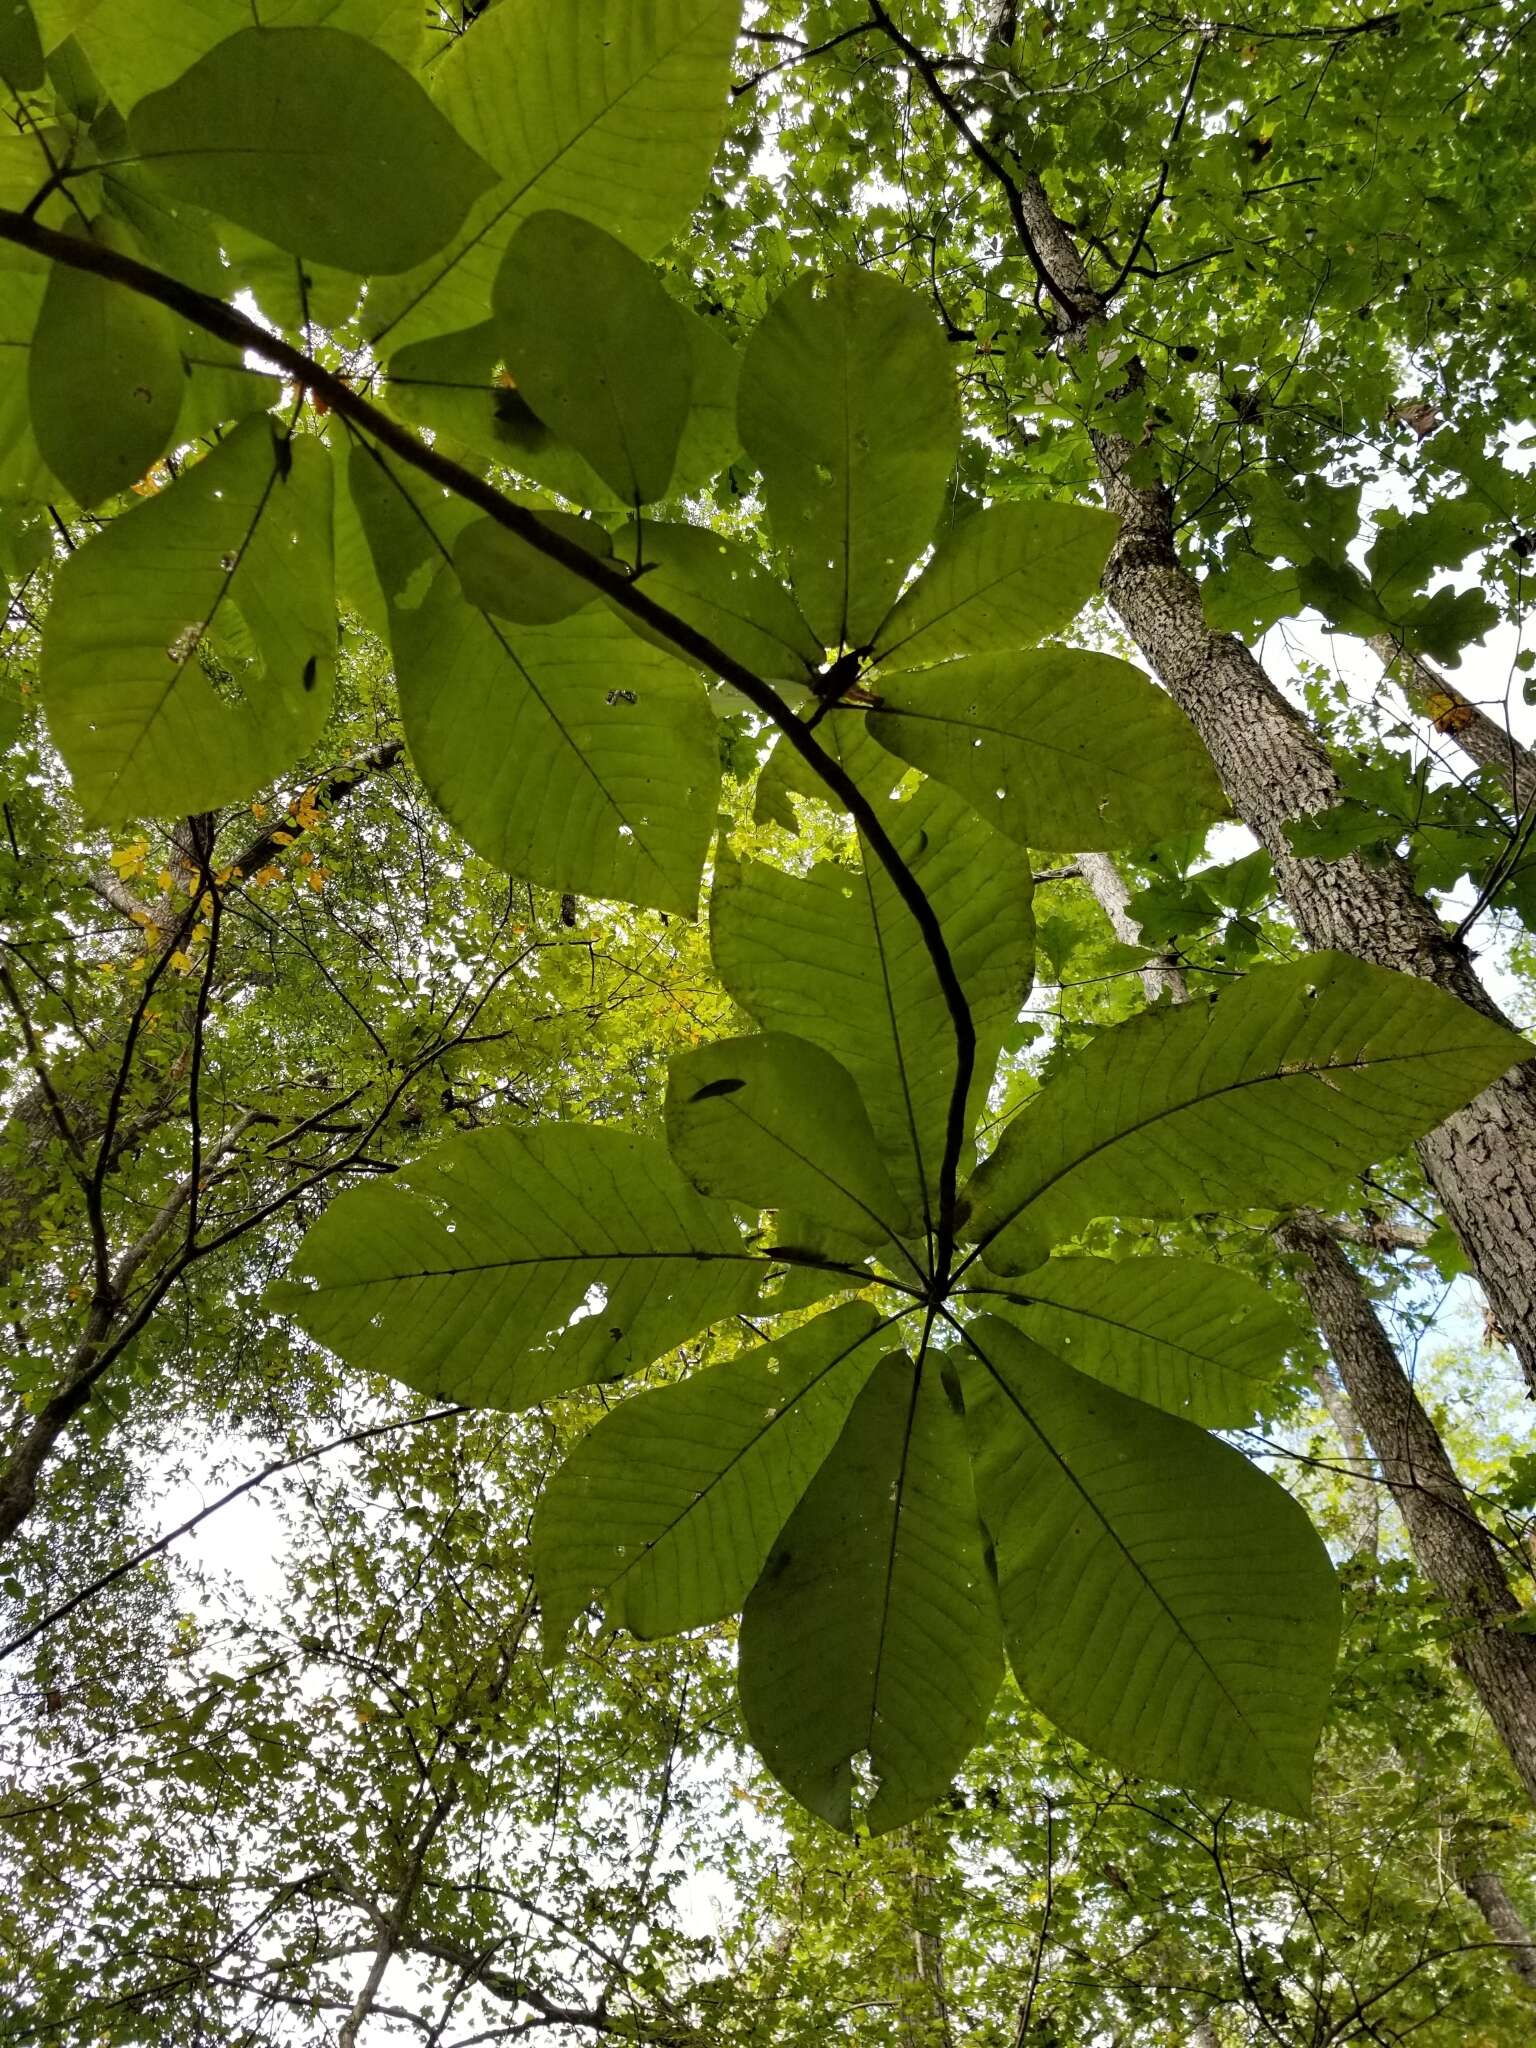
[962,1318,1286,1788]
[972,1036,1496,1262]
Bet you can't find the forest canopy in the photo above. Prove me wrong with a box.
[3,2,1536,2043]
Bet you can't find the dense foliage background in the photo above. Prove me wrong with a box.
[4,2,1536,2042]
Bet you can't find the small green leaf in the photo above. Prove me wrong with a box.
[873,501,1118,668]
[279,1124,761,1409]
[493,212,692,507]
[867,648,1227,851]
[738,271,957,650]
[738,1351,1003,1835]
[966,954,1530,1275]
[531,1301,888,1645]
[977,1256,1303,1426]
[129,26,497,274]
[666,1031,917,1253]
[453,510,613,627]
[0,0,44,93]
[963,1315,1339,1815]
[41,416,334,819]
[29,216,184,508]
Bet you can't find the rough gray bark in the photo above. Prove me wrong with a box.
[1371,634,1536,818]
[1007,169,1536,1400]
[1276,1211,1536,1805]
[1457,1863,1536,1992]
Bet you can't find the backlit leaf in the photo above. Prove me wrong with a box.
[966,953,1530,1275]
[390,564,719,915]
[738,271,958,649]
[493,211,692,507]
[964,1315,1338,1814]
[280,1124,762,1409]
[129,26,497,274]
[867,648,1227,851]
[29,216,183,508]
[873,501,1118,668]
[974,1255,1303,1426]
[41,415,334,819]
[666,1031,918,1253]
[531,1301,888,1644]
[739,1350,1003,1835]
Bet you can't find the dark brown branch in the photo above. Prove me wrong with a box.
[865,2,1085,325]
[1103,33,1210,301]
[227,738,405,878]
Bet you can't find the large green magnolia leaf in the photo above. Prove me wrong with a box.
[391,566,719,916]
[713,728,1034,1221]
[28,215,183,508]
[963,1316,1339,1814]
[738,271,958,650]
[55,0,429,105]
[665,1032,918,1257]
[41,416,334,819]
[531,1301,889,1645]
[966,953,1529,1276]
[384,308,735,510]
[872,500,1117,669]
[365,0,742,352]
[453,509,613,627]
[0,245,49,505]
[280,1124,762,1410]
[973,1256,1302,1426]
[129,26,497,274]
[612,520,821,684]
[738,1350,1003,1835]
[493,212,692,506]
[867,648,1227,851]
[348,446,716,915]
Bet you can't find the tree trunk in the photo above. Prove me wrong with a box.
[1276,1211,1536,1805]
[1311,1361,1381,1563]
[897,1827,956,2048]
[1457,1862,1536,1992]
[1458,1867,1536,1990]
[1006,169,1536,1400]
[1075,849,1188,1004]
[1371,634,1536,817]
